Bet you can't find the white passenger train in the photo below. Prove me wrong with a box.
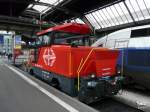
[92,25,150,48]
[92,25,150,90]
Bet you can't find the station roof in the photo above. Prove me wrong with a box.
[0,0,150,34]
[0,0,33,17]
[41,0,121,22]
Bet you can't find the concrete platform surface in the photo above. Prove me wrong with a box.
[0,61,98,112]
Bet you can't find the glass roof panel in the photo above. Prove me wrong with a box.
[91,13,102,28]
[89,13,101,29]
[33,5,48,12]
[39,0,63,5]
[75,18,85,24]
[93,11,105,28]
[28,4,33,8]
[69,18,85,24]
[144,0,150,9]
[40,0,57,4]
[98,10,111,27]
[125,0,145,21]
[103,8,115,26]
[85,15,96,27]
[28,0,150,31]
[137,0,150,19]
[125,0,139,21]
[71,20,76,23]
[114,4,128,24]
[28,0,64,13]
[105,7,120,25]
[109,5,123,24]
[84,0,150,30]
[85,14,101,29]
[130,0,144,20]
[118,2,133,23]
[95,11,106,28]
[85,1,135,29]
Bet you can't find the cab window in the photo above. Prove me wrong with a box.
[36,33,52,46]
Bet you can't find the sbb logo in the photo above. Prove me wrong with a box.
[43,48,56,67]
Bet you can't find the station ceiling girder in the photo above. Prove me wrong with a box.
[0,0,150,35]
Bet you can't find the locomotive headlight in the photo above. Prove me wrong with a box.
[117,69,121,74]
[116,66,121,74]
[91,74,95,78]
[90,73,96,78]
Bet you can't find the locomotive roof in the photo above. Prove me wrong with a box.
[37,23,91,36]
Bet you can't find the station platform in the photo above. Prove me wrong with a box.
[0,59,98,112]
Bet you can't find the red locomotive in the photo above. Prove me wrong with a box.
[28,23,122,103]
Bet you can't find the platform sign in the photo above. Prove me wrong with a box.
[0,35,4,44]
[15,35,21,49]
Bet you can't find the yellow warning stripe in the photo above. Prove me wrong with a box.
[77,48,95,91]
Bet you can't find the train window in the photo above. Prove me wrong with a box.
[55,38,67,44]
[53,31,94,46]
[54,31,79,39]
[90,38,96,45]
[43,35,51,45]
[54,31,80,45]
[68,37,95,46]
[36,31,94,46]
[36,36,43,45]
[36,33,52,46]
[131,28,150,38]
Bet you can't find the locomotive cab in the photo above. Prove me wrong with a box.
[35,30,95,47]
[28,23,122,104]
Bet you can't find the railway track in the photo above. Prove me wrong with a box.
[90,98,142,112]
